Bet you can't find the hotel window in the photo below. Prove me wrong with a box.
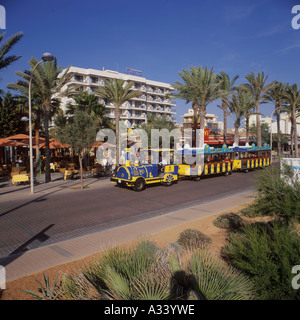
[90,76,98,84]
[74,75,83,82]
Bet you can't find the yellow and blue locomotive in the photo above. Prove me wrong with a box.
[111,148,179,191]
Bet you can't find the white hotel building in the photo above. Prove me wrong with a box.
[60,66,176,128]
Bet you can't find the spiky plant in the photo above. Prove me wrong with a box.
[23,273,61,300]
[189,250,256,300]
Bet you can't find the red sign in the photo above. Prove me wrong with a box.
[204,128,210,143]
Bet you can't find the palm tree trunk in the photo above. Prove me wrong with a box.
[256,103,262,146]
[115,105,120,168]
[293,104,298,158]
[234,122,240,146]
[276,106,281,155]
[222,100,227,144]
[79,153,83,189]
[35,118,40,175]
[290,118,294,157]
[192,103,198,148]
[198,107,206,148]
[245,116,250,144]
[44,105,51,183]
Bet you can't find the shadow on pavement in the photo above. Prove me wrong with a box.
[0,224,55,267]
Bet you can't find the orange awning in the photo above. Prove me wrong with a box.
[37,138,69,149]
[3,134,30,140]
[0,139,28,147]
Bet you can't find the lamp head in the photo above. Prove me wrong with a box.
[42,52,54,62]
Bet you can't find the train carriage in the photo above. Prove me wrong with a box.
[176,144,234,180]
[232,143,271,172]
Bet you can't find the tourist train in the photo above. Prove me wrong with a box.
[110,143,271,191]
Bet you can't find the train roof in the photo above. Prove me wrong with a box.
[232,143,271,152]
[177,144,233,155]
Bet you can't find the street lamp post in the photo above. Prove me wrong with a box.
[28,52,54,194]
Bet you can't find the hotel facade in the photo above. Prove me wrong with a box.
[60,66,177,128]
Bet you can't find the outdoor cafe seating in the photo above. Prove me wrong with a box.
[10,167,29,185]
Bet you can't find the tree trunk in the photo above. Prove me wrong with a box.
[256,103,262,146]
[115,105,120,168]
[79,154,83,189]
[192,102,198,148]
[198,106,206,148]
[245,116,249,144]
[222,100,227,145]
[35,118,40,175]
[44,105,51,183]
[276,106,281,155]
[234,122,240,146]
[290,118,294,157]
[293,103,298,158]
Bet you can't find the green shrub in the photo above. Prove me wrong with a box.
[222,221,300,300]
[240,165,300,224]
[177,229,211,250]
[213,212,245,229]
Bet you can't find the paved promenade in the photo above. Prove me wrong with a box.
[0,173,255,282]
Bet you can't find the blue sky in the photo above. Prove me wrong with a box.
[1,0,300,127]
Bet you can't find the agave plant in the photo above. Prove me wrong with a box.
[23,273,61,300]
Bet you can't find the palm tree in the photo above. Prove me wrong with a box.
[283,83,300,158]
[8,57,72,182]
[243,72,275,146]
[243,101,255,145]
[173,66,223,147]
[227,88,255,146]
[8,73,51,174]
[66,90,111,130]
[217,72,239,144]
[0,32,23,72]
[265,81,287,155]
[95,78,141,167]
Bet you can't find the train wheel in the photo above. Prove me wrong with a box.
[243,169,249,173]
[133,178,146,192]
[192,176,201,181]
[163,173,174,186]
[224,171,229,176]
